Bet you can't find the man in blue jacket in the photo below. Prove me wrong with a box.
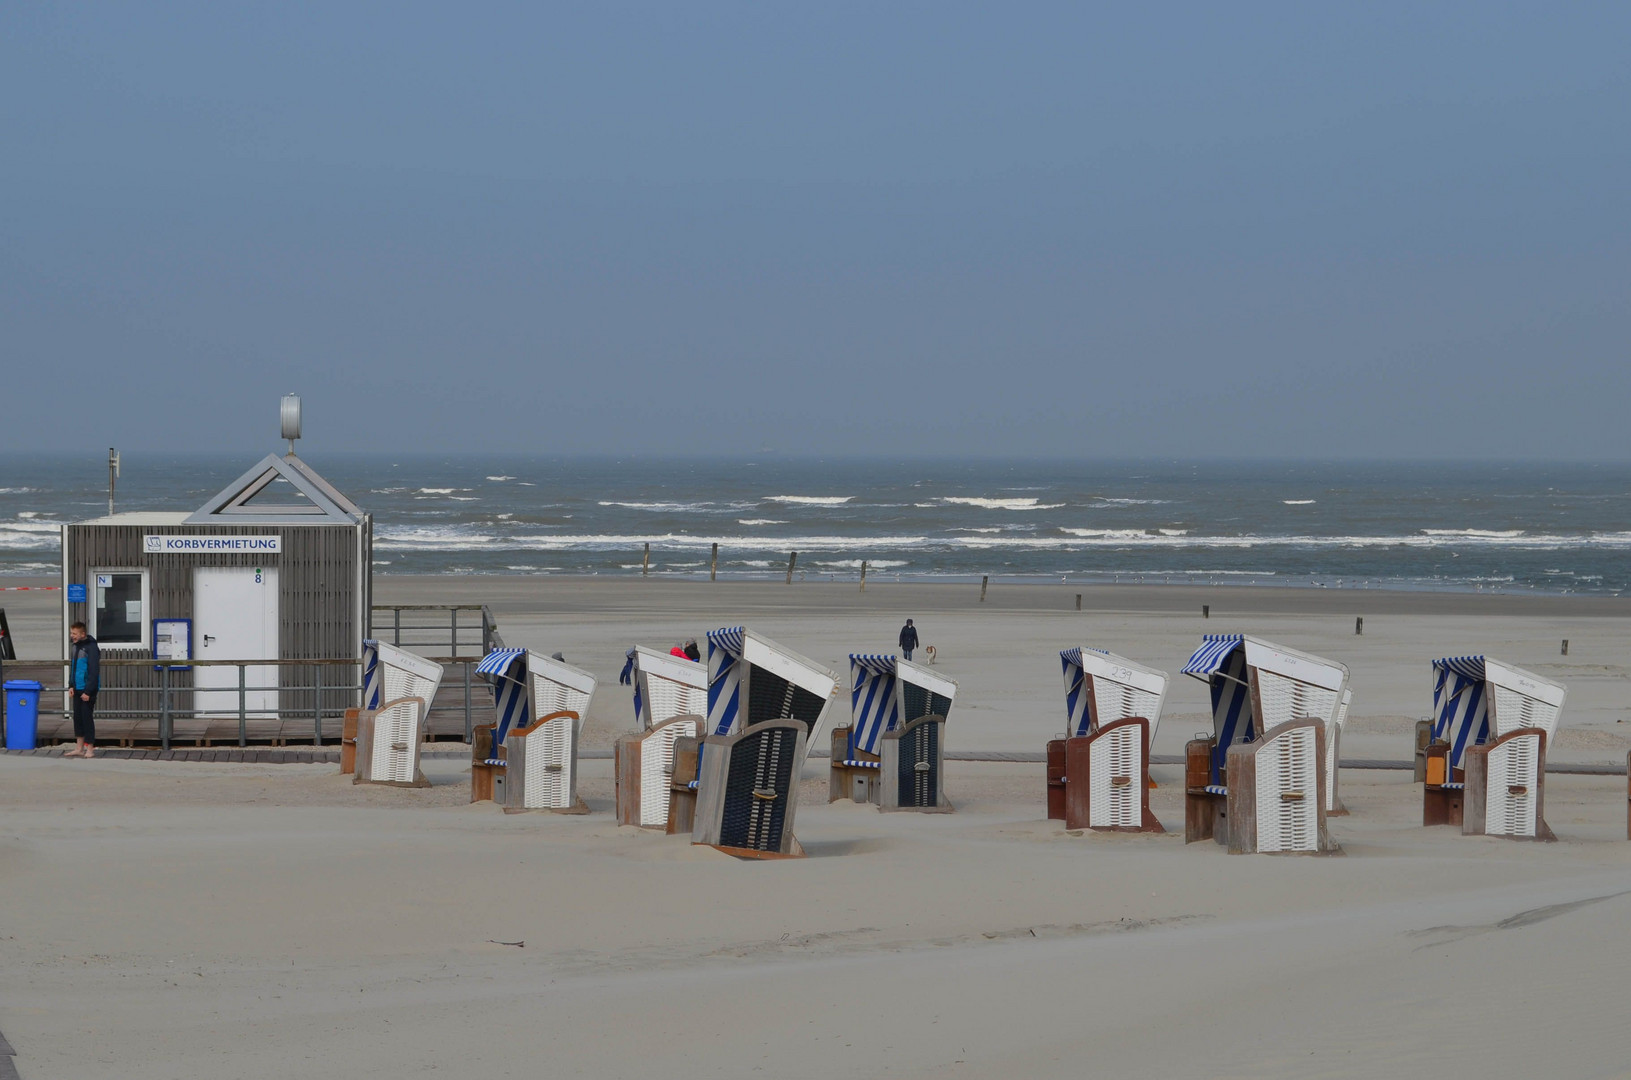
[898,619,919,661]
[67,621,100,758]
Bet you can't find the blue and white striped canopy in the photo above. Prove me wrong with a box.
[476,648,531,745]
[849,654,900,756]
[1432,655,1490,771]
[1059,647,1109,737]
[1182,635,1244,676]
[361,640,382,710]
[706,627,746,736]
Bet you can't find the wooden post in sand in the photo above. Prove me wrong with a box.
[710,543,718,582]
[1356,617,1363,635]
[980,576,988,602]
[860,560,867,591]
[643,543,650,577]
[1075,593,1082,611]
[1562,639,1569,656]
[1202,604,1209,619]
[785,551,798,584]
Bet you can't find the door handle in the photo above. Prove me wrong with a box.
[203,635,217,645]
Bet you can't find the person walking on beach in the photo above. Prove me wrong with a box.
[898,618,919,661]
[67,621,100,758]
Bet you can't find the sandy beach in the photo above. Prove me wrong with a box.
[4,577,1631,1078]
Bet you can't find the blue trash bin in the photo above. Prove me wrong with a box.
[4,680,43,750]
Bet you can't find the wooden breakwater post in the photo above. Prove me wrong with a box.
[1356,617,1363,635]
[643,543,650,577]
[1203,604,1209,619]
[860,560,867,591]
[980,575,989,602]
[1562,639,1569,656]
[1075,593,1082,611]
[785,551,798,584]
[710,543,718,582]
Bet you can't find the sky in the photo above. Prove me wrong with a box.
[2,2,1628,460]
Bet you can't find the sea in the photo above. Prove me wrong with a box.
[2,455,1629,596]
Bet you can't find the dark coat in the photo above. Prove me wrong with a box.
[898,623,919,651]
[70,635,101,693]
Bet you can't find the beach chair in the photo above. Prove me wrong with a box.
[1424,656,1563,840]
[1180,635,1344,854]
[472,648,597,812]
[689,627,837,857]
[1046,648,1166,832]
[615,646,708,827]
[831,655,958,811]
[351,640,443,788]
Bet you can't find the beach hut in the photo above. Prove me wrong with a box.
[1045,648,1167,832]
[615,646,707,828]
[1179,635,1345,854]
[1424,656,1563,840]
[470,648,597,812]
[687,626,837,857]
[830,655,958,811]
[351,640,442,787]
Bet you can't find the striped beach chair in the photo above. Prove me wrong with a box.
[830,655,959,811]
[688,627,837,857]
[1424,656,1563,840]
[1046,648,1167,832]
[472,648,596,812]
[351,640,443,787]
[1180,635,1344,854]
[616,646,707,827]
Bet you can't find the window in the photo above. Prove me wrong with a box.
[91,569,148,648]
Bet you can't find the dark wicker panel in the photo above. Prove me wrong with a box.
[896,719,940,808]
[901,684,953,724]
[717,725,797,851]
[745,669,825,735]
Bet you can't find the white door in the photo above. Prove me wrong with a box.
[194,566,279,717]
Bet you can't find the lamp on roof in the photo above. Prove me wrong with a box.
[280,394,302,456]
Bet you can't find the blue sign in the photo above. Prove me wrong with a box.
[67,584,87,603]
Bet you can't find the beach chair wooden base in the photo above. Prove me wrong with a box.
[709,839,807,860]
[692,719,808,857]
[666,736,701,835]
[879,715,951,813]
[504,710,582,812]
[1223,719,1340,855]
[1463,727,1555,841]
[828,726,881,804]
[1046,738,1067,820]
[615,715,702,828]
[351,699,430,787]
[1184,737,1228,844]
[1422,744,1465,827]
[340,708,360,775]
[470,723,506,803]
[1062,718,1161,832]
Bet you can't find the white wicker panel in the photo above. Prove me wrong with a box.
[646,676,707,730]
[520,715,575,809]
[1485,734,1540,837]
[1092,679,1164,742]
[1254,725,1318,853]
[1490,685,1560,741]
[382,663,439,715]
[1087,723,1142,828]
[371,699,420,783]
[1256,670,1340,731]
[639,718,698,826]
[533,673,591,726]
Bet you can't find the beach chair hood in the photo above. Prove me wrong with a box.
[1060,647,1168,740]
[1182,635,1347,783]
[706,626,837,741]
[477,647,598,743]
[631,645,707,730]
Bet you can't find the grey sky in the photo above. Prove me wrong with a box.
[3,3,1627,459]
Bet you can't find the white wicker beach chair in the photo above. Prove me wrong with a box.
[1181,635,1344,854]
[690,627,837,857]
[1047,648,1167,832]
[1424,656,1563,840]
[352,640,443,787]
[615,644,709,826]
[473,648,596,812]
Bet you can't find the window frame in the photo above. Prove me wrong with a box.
[89,567,151,651]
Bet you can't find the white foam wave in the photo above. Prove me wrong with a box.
[1421,529,1524,538]
[1283,499,1316,505]
[1091,498,1168,506]
[418,487,459,494]
[940,497,1064,510]
[765,495,853,506]
[1158,529,1189,536]
[0,488,34,495]
[486,476,516,481]
[815,559,907,570]
[0,523,62,549]
[600,500,757,513]
[738,519,787,526]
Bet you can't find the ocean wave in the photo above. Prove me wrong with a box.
[373,528,932,552]
[815,559,908,570]
[486,476,517,481]
[0,524,62,549]
[1091,498,1168,506]
[765,495,853,506]
[940,497,1064,510]
[1283,500,1316,505]
[417,487,462,494]
[1059,528,1155,540]
[600,500,757,513]
[0,488,34,495]
[1158,528,1189,536]
[1421,529,1524,538]
[738,519,788,526]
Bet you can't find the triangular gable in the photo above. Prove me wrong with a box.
[185,454,360,524]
